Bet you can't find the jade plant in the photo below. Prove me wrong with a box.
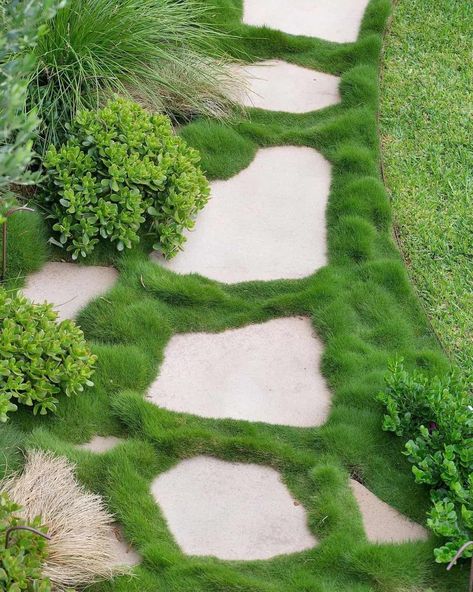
[378,360,473,563]
[0,492,51,591]
[0,289,96,422]
[40,97,210,260]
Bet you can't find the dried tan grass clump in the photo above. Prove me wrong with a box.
[0,450,130,590]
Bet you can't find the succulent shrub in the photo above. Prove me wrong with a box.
[0,492,51,591]
[40,98,210,260]
[378,360,473,563]
[0,289,96,422]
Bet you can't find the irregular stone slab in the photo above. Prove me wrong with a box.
[147,317,331,427]
[350,480,429,543]
[235,60,340,113]
[77,436,122,454]
[152,456,317,560]
[23,262,118,321]
[107,524,141,567]
[153,147,330,283]
[243,0,370,43]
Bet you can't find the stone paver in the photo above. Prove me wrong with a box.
[243,0,370,43]
[23,262,118,321]
[147,317,331,427]
[77,436,123,454]
[350,480,429,543]
[152,456,317,560]
[153,147,330,283]
[235,60,340,113]
[107,524,141,567]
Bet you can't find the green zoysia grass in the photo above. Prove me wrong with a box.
[1,0,470,589]
[381,0,473,377]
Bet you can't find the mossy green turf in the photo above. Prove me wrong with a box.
[380,0,473,377]
[1,0,469,589]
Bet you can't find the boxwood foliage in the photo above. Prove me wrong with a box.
[0,492,51,591]
[40,98,210,260]
[0,290,96,422]
[378,360,473,563]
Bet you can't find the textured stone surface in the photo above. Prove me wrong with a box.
[107,524,141,567]
[235,60,340,113]
[153,147,330,283]
[77,436,122,454]
[23,262,118,321]
[243,0,370,43]
[350,480,429,543]
[152,456,317,560]
[148,317,331,427]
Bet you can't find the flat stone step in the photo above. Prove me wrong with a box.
[350,480,429,543]
[243,0,370,43]
[147,317,331,427]
[235,60,340,113]
[23,262,118,321]
[77,436,123,454]
[151,456,317,560]
[152,146,330,283]
[107,524,141,567]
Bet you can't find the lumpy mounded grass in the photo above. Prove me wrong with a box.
[3,0,470,589]
[380,0,473,377]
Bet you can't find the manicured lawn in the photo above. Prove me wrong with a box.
[380,0,473,376]
[2,0,470,590]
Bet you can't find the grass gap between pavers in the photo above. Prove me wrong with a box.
[3,0,470,589]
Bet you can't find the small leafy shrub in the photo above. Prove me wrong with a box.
[0,289,96,422]
[378,360,473,563]
[40,98,210,260]
[0,492,51,591]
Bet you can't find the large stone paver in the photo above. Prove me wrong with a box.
[350,480,429,543]
[147,317,331,427]
[235,60,340,113]
[107,524,141,568]
[151,456,317,560]
[243,0,370,43]
[153,147,330,283]
[23,262,118,321]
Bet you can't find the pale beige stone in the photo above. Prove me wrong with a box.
[23,262,118,321]
[152,456,317,560]
[350,480,429,543]
[77,436,122,454]
[147,317,331,427]
[235,60,340,113]
[243,0,370,43]
[152,147,330,283]
[107,524,141,567]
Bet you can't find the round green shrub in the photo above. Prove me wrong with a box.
[0,492,51,591]
[40,98,210,260]
[0,290,97,422]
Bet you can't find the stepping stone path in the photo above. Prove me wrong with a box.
[235,60,340,113]
[154,146,330,283]
[350,480,429,543]
[147,317,331,427]
[242,0,370,43]
[151,456,317,560]
[77,436,123,454]
[23,261,117,321]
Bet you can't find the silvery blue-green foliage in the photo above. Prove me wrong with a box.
[378,360,473,563]
[0,0,65,221]
[41,98,210,260]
